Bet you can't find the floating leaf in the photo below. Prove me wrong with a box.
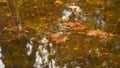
[63,22,88,31]
[86,29,107,38]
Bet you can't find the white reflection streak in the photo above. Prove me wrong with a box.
[96,18,105,29]
[62,10,72,21]
[34,51,42,68]
[48,43,56,68]
[0,47,5,68]
[26,41,33,56]
[34,37,49,68]
[34,40,57,68]
[49,59,56,68]
[34,44,49,68]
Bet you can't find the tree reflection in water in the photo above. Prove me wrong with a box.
[0,0,120,68]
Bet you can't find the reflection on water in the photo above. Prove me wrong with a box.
[26,41,33,56]
[62,4,83,22]
[94,10,106,29]
[62,9,72,21]
[34,37,56,68]
[0,0,120,68]
[0,47,5,68]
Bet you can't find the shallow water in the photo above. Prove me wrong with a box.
[0,0,120,68]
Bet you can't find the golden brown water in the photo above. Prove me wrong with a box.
[0,0,120,68]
